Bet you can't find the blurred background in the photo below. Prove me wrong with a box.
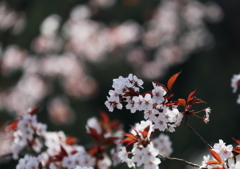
[0,0,240,168]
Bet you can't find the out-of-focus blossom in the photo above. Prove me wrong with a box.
[90,0,116,8]
[0,45,26,74]
[0,2,25,34]
[0,74,47,114]
[152,134,173,157]
[205,1,224,22]
[47,97,76,125]
[237,95,240,104]
[229,161,240,169]
[0,0,223,139]
[231,73,240,93]
[40,14,61,36]
[0,51,98,114]
[16,155,43,169]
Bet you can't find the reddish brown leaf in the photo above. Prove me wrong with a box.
[102,137,119,145]
[88,147,98,156]
[120,138,135,144]
[177,98,186,107]
[206,160,221,165]
[233,138,240,144]
[60,145,68,157]
[187,90,196,103]
[124,133,137,140]
[5,120,19,131]
[87,127,102,142]
[110,120,121,130]
[51,156,63,162]
[65,137,78,145]
[28,106,40,115]
[189,99,206,105]
[124,87,139,96]
[120,137,138,146]
[100,111,109,124]
[167,71,181,91]
[141,125,150,138]
[233,146,240,154]
[209,149,222,164]
[70,150,78,155]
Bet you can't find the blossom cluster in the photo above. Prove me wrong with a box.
[105,74,183,132]
[104,73,212,169]
[118,120,172,169]
[0,2,25,34]
[199,139,240,169]
[6,107,126,169]
[3,72,240,169]
[105,73,210,130]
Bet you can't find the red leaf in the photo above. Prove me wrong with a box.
[120,137,137,147]
[59,145,68,157]
[123,87,139,97]
[206,160,221,165]
[233,145,240,154]
[102,137,119,145]
[100,111,109,124]
[209,149,222,164]
[5,120,19,131]
[88,147,98,156]
[110,120,121,130]
[120,138,135,144]
[70,150,78,155]
[87,127,102,142]
[141,125,150,138]
[65,137,78,145]
[177,98,186,107]
[124,133,137,140]
[189,99,206,105]
[187,90,196,103]
[167,71,181,91]
[233,138,240,144]
[28,106,40,115]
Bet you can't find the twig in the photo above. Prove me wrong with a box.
[182,121,212,149]
[158,154,201,168]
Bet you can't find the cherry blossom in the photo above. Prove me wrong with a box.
[231,73,240,93]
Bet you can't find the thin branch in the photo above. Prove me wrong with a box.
[182,121,212,149]
[158,154,201,168]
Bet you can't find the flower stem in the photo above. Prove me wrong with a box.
[181,121,212,149]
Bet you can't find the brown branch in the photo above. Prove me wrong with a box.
[182,121,212,149]
[158,154,201,168]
